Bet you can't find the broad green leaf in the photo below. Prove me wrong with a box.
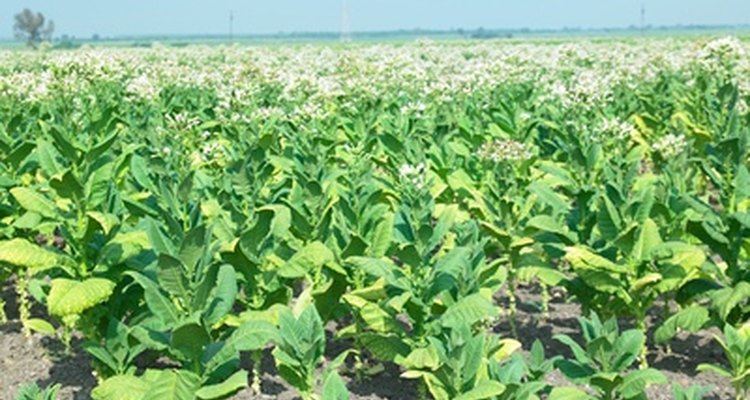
[203,264,238,325]
[618,368,668,398]
[156,254,190,301]
[696,363,733,378]
[565,246,625,273]
[633,218,662,262]
[454,380,506,400]
[171,322,210,362]
[0,239,57,272]
[548,387,595,400]
[321,371,349,400]
[99,231,150,267]
[278,241,334,278]
[92,375,150,400]
[195,370,248,400]
[24,318,56,335]
[654,305,710,344]
[440,293,497,328]
[358,333,410,361]
[47,278,115,317]
[10,187,57,218]
[369,212,394,258]
[126,272,180,325]
[142,369,201,400]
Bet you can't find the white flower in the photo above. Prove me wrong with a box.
[399,163,427,189]
[476,140,533,162]
[126,75,158,101]
[652,134,687,158]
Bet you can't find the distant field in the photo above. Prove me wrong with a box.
[0,37,749,400]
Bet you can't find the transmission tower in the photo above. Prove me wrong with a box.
[340,0,352,42]
[229,10,234,42]
[640,4,645,36]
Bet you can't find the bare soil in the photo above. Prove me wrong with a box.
[0,282,733,400]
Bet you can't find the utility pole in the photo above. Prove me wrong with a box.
[340,0,351,42]
[229,10,234,42]
[640,4,645,36]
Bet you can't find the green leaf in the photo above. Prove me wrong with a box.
[529,182,569,212]
[0,239,58,272]
[554,334,591,365]
[454,380,506,400]
[171,322,210,362]
[47,278,115,317]
[440,293,497,328]
[618,368,667,398]
[565,246,625,273]
[87,211,119,235]
[696,363,733,378]
[142,369,201,400]
[278,241,334,278]
[98,231,150,267]
[203,264,238,325]
[92,375,150,400]
[230,319,278,351]
[24,318,56,335]
[399,345,440,370]
[358,333,410,361]
[10,187,57,218]
[555,359,595,381]
[178,224,207,272]
[126,272,180,326]
[195,370,248,400]
[322,371,350,400]
[156,254,190,302]
[654,306,710,344]
[612,330,645,372]
[369,212,394,258]
[548,387,595,400]
[633,218,662,262]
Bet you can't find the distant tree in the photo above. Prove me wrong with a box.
[13,9,55,48]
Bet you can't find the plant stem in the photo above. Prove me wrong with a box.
[251,350,262,395]
[541,282,550,321]
[418,380,428,400]
[17,272,31,337]
[0,297,6,324]
[661,298,672,355]
[636,315,648,369]
[507,278,518,338]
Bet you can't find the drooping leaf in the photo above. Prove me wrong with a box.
[47,278,115,317]
[10,187,57,218]
[0,239,58,272]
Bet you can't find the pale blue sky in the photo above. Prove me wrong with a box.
[1,1,748,38]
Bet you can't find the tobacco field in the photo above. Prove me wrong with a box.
[0,37,749,400]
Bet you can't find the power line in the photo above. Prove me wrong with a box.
[229,10,234,41]
[340,0,351,42]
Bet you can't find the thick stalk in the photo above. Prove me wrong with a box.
[507,275,518,339]
[251,350,263,395]
[0,297,7,324]
[17,272,31,337]
[541,282,550,321]
[417,380,428,400]
[661,298,672,355]
[636,314,648,369]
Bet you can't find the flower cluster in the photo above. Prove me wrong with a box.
[398,163,427,189]
[652,133,688,158]
[126,75,158,101]
[476,140,533,163]
[595,117,634,142]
